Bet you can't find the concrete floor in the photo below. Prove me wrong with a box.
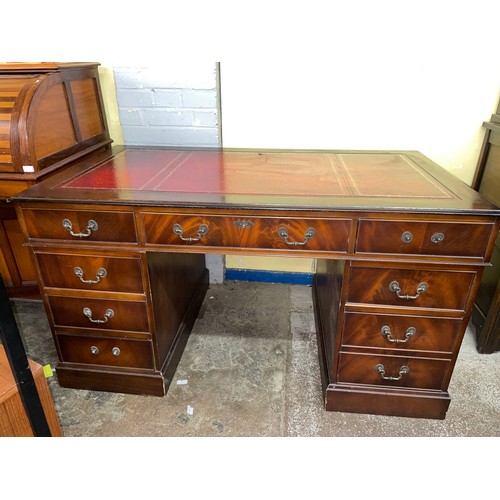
[11,281,500,437]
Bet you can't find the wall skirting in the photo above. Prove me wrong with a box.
[225,268,313,285]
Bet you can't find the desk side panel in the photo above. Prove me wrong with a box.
[313,259,345,392]
[147,252,208,377]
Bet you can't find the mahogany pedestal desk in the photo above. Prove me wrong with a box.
[12,146,500,419]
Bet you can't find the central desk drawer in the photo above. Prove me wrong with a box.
[356,219,493,258]
[57,334,154,369]
[22,208,137,243]
[36,253,144,293]
[338,352,450,390]
[48,296,149,333]
[143,213,352,251]
[347,265,476,311]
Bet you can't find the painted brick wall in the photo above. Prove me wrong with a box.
[113,63,223,282]
[113,63,220,147]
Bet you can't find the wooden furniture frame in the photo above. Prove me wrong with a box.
[471,106,500,353]
[0,346,62,437]
[13,146,500,419]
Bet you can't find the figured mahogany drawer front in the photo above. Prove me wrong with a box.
[57,334,154,369]
[338,352,450,390]
[48,296,149,333]
[143,213,352,252]
[36,253,144,293]
[347,266,475,311]
[343,313,461,353]
[22,209,137,243]
[356,220,492,258]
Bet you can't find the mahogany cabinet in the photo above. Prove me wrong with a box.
[0,62,111,298]
[471,106,500,353]
[12,147,500,419]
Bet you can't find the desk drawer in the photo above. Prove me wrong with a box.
[37,253,144,293]
[347,266,475,311]
[342,312,461,353]
[22,209,137,243]
[57,334,154,369]
[356,219,493,258]
[48,296,149,334]
[143,213,351,252]
[338,352,450,390]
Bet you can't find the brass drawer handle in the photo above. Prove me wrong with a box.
[83,307,114,323]
[234,219,254,228]
[62,218,98,237]
[173,223,209,242]
[431,232,445,243]
[74,266,107,284]
[375,364,409,381]
[401,231,413,243]
[389,280,428,300]
[278,226,316,246]
[381,326,416,343]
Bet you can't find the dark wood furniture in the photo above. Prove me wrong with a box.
[0,62,111,298]
[472,106,500,353]
[12,147,500,419]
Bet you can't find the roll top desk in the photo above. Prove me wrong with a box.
[0,62,111,297]
[13,146,500,419]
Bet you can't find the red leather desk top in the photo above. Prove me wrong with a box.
[59,149,453,199]
[14,147,499,214]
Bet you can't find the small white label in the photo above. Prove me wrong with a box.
[176,379,188,385]
[22,165,35,173]
[186,405,194,415]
